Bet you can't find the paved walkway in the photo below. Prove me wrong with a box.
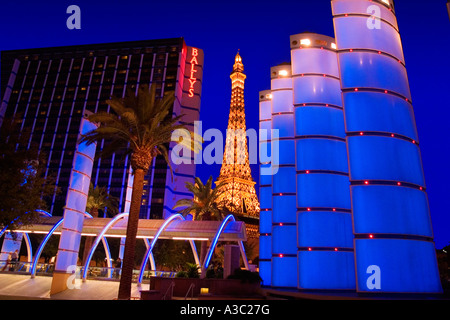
[0,273,143,300]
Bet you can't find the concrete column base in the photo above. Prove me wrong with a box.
[50,271,72,295]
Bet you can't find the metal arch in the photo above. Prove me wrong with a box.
[202,214,250,276]
[23,233,33,272]
[101,237,113,278]
[137,214,200,286]
[143,238,156,271]
[82,212,128,281]
[31,217,64,278]
[0,209,52,238]
[137,214,184,286]
[82,210,114,278]
[0,210,51,273]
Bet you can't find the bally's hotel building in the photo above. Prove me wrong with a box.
[0,38,204,220]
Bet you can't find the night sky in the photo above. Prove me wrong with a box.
[0,0,449,249]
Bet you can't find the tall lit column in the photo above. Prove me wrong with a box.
[291,33,355,290]
[259,90,273,286]
[332,0,442,293]
[447,0,450,21]
[270,64,297,288]
[51,112,97,294]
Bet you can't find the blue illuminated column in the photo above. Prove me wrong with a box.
[332,0,442,293]
[291,33,354,290]
[270,64,297,288]
[259,90,273,286]
[51,112,97,294]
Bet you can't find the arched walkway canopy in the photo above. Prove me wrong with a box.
[6,214,249,279]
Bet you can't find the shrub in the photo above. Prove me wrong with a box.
[227,268,262,284]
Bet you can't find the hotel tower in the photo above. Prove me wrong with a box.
[0,38,204,220]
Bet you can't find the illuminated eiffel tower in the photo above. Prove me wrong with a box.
[216,52,260,239]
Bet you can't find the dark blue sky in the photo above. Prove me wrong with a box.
[1,0,449,249]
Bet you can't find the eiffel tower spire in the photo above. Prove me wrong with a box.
[216,52,260,238]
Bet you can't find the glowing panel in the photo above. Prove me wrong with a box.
[296,138,348,173]
[259,186,272,209]
[331,0,398,28]
[260,100,272,120]
[291,48,339,77]
[339,52,411,100]
[333,16,404,62]
[297,211,353,248]
[259,164,272,185]
[347,136,425,186]
[259,210,272,234]
[292,76,342,106]
[277,140,295,165]
[273,195,296,224]
[298,251,355,289]
[272,256,297,288]
[272,114,295,138]
[352,185,433,237]
[294,107,345,137]
[297,173,351,209]
[355,239,442,293]
[343,91,419,140]
[259,235,272,260]
[272,225,297,255]
[273,166,296,194]
[259,260,272,286]
[271,90,293,113]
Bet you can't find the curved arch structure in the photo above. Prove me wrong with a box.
[202,214,249,275]
[143,238,156,271]
[101,237,112,278]
[82,212,128,281]
[0,209,52,238]
[1,210,51,272]
[31,218,64,278]
[138,214,195,286]
[23,233,32,272]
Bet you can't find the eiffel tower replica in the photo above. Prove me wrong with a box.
[216,52,260,239]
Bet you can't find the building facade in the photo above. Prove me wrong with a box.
[0,38,203,220]
[259,0,442,294]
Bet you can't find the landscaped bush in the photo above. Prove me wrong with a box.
[226,268,262,284]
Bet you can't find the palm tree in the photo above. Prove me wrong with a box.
[80,84,194,300]
[173,176,227,268]
[82,182,119,265]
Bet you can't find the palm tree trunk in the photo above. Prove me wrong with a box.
[117,168,145,300]
[82,208,98,266]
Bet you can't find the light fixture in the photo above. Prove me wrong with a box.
[279,70,288,77]
[200,288,209,295]
[331,43,337,49]
[300,39,311,46]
